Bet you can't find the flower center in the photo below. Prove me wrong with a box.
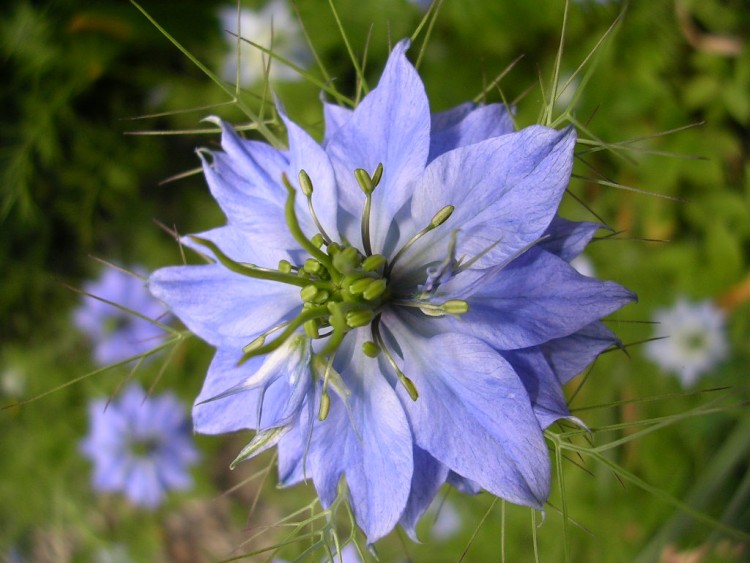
[190,164,468,419]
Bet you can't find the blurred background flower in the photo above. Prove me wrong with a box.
[645,297,728,386]
[218,0,311,86]
[73,266,169,366]
[80,383,198,509]
[2,0,749,560]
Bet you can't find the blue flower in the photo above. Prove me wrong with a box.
[80,383,198,509]
[74,267,169,366]
[149,40,634,541]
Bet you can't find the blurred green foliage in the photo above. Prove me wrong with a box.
[1,0,749,561]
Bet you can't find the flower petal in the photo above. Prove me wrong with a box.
[399,446,449,541]
[443,247,635,350]
[539,216,604,262]
[429,102,515,162]
[193,343,311,434]
[326,39,430,254]
[407,125,576,272]
[280,109,339,239]
[541,321,622,383]
[149,264,299,348]
[501,348,575,429]
[306,332,413,541]
[388,318,550,509]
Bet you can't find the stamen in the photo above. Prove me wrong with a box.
[282,174,336,275]
[362,340,381,357]
[386,205,455,277]
[371,316,418,400]
[190,236,313,288]
[392,299,470,317]
[317,354,336,421]
[298,169,333,244]
[238,305,328,365]
[355,168,375,257]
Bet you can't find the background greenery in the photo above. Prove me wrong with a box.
[1,0,749,561]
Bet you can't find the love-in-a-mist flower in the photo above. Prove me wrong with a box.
[149,40,635,541]
[645,298,728,386]
[74,267,168,366]
[80,384,198,509]
[218,0,310,87]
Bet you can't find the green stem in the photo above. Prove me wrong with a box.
[190,236,326,289]
[282,175,335,271]
[238,306,328,365]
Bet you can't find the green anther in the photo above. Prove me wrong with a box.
[332,246,361,274]
[363,278,387,301]
[371,163,384,188]
[239,305,328,364]
[442,299,470,315]
[342,273,365,286]
[354,168,374,194]
[362,340,381,358]
[190,236,310,288]
[362,254,386,272]
[349,277,374,295]
[312,290,330,304]
[318,391,331,421]
[304,258,323,275]
[346,309,375,328]
[278,260,293,273]
[242,335,265,354]
[281,173,335,274]
[304,319,320,339]
[311,233,325,248]
[298,169,314,197]
[300,284,318,302]
[398,371,419,401]
[327,242,342,256]
[431,205,455,228]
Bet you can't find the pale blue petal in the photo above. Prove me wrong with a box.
[502,348,573,429]
[277,402,315,486]
[125,461,164,508]
[540,217,604,262]
[201,155,300,254]
[211,119,288,198]
[447,472,481,495]
[193,345,311,434]
[307,332,413,541]
[429,102,514,161]
[388,319,550,509]
[180,225,297,270]
[326,39,430,254]
[541,321,621,383]
[280,110,339,239]
[444,248,635,350]
[407,125,576,274]
[322,102,353,146]
[399,447,449,541]
[148,264,299,348]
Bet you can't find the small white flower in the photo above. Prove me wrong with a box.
[218,0,310,86]
[645,298,728,386]
[571,254,595,278]
[429,498,461,540]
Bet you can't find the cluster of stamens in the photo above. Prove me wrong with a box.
[192,163,469,419]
